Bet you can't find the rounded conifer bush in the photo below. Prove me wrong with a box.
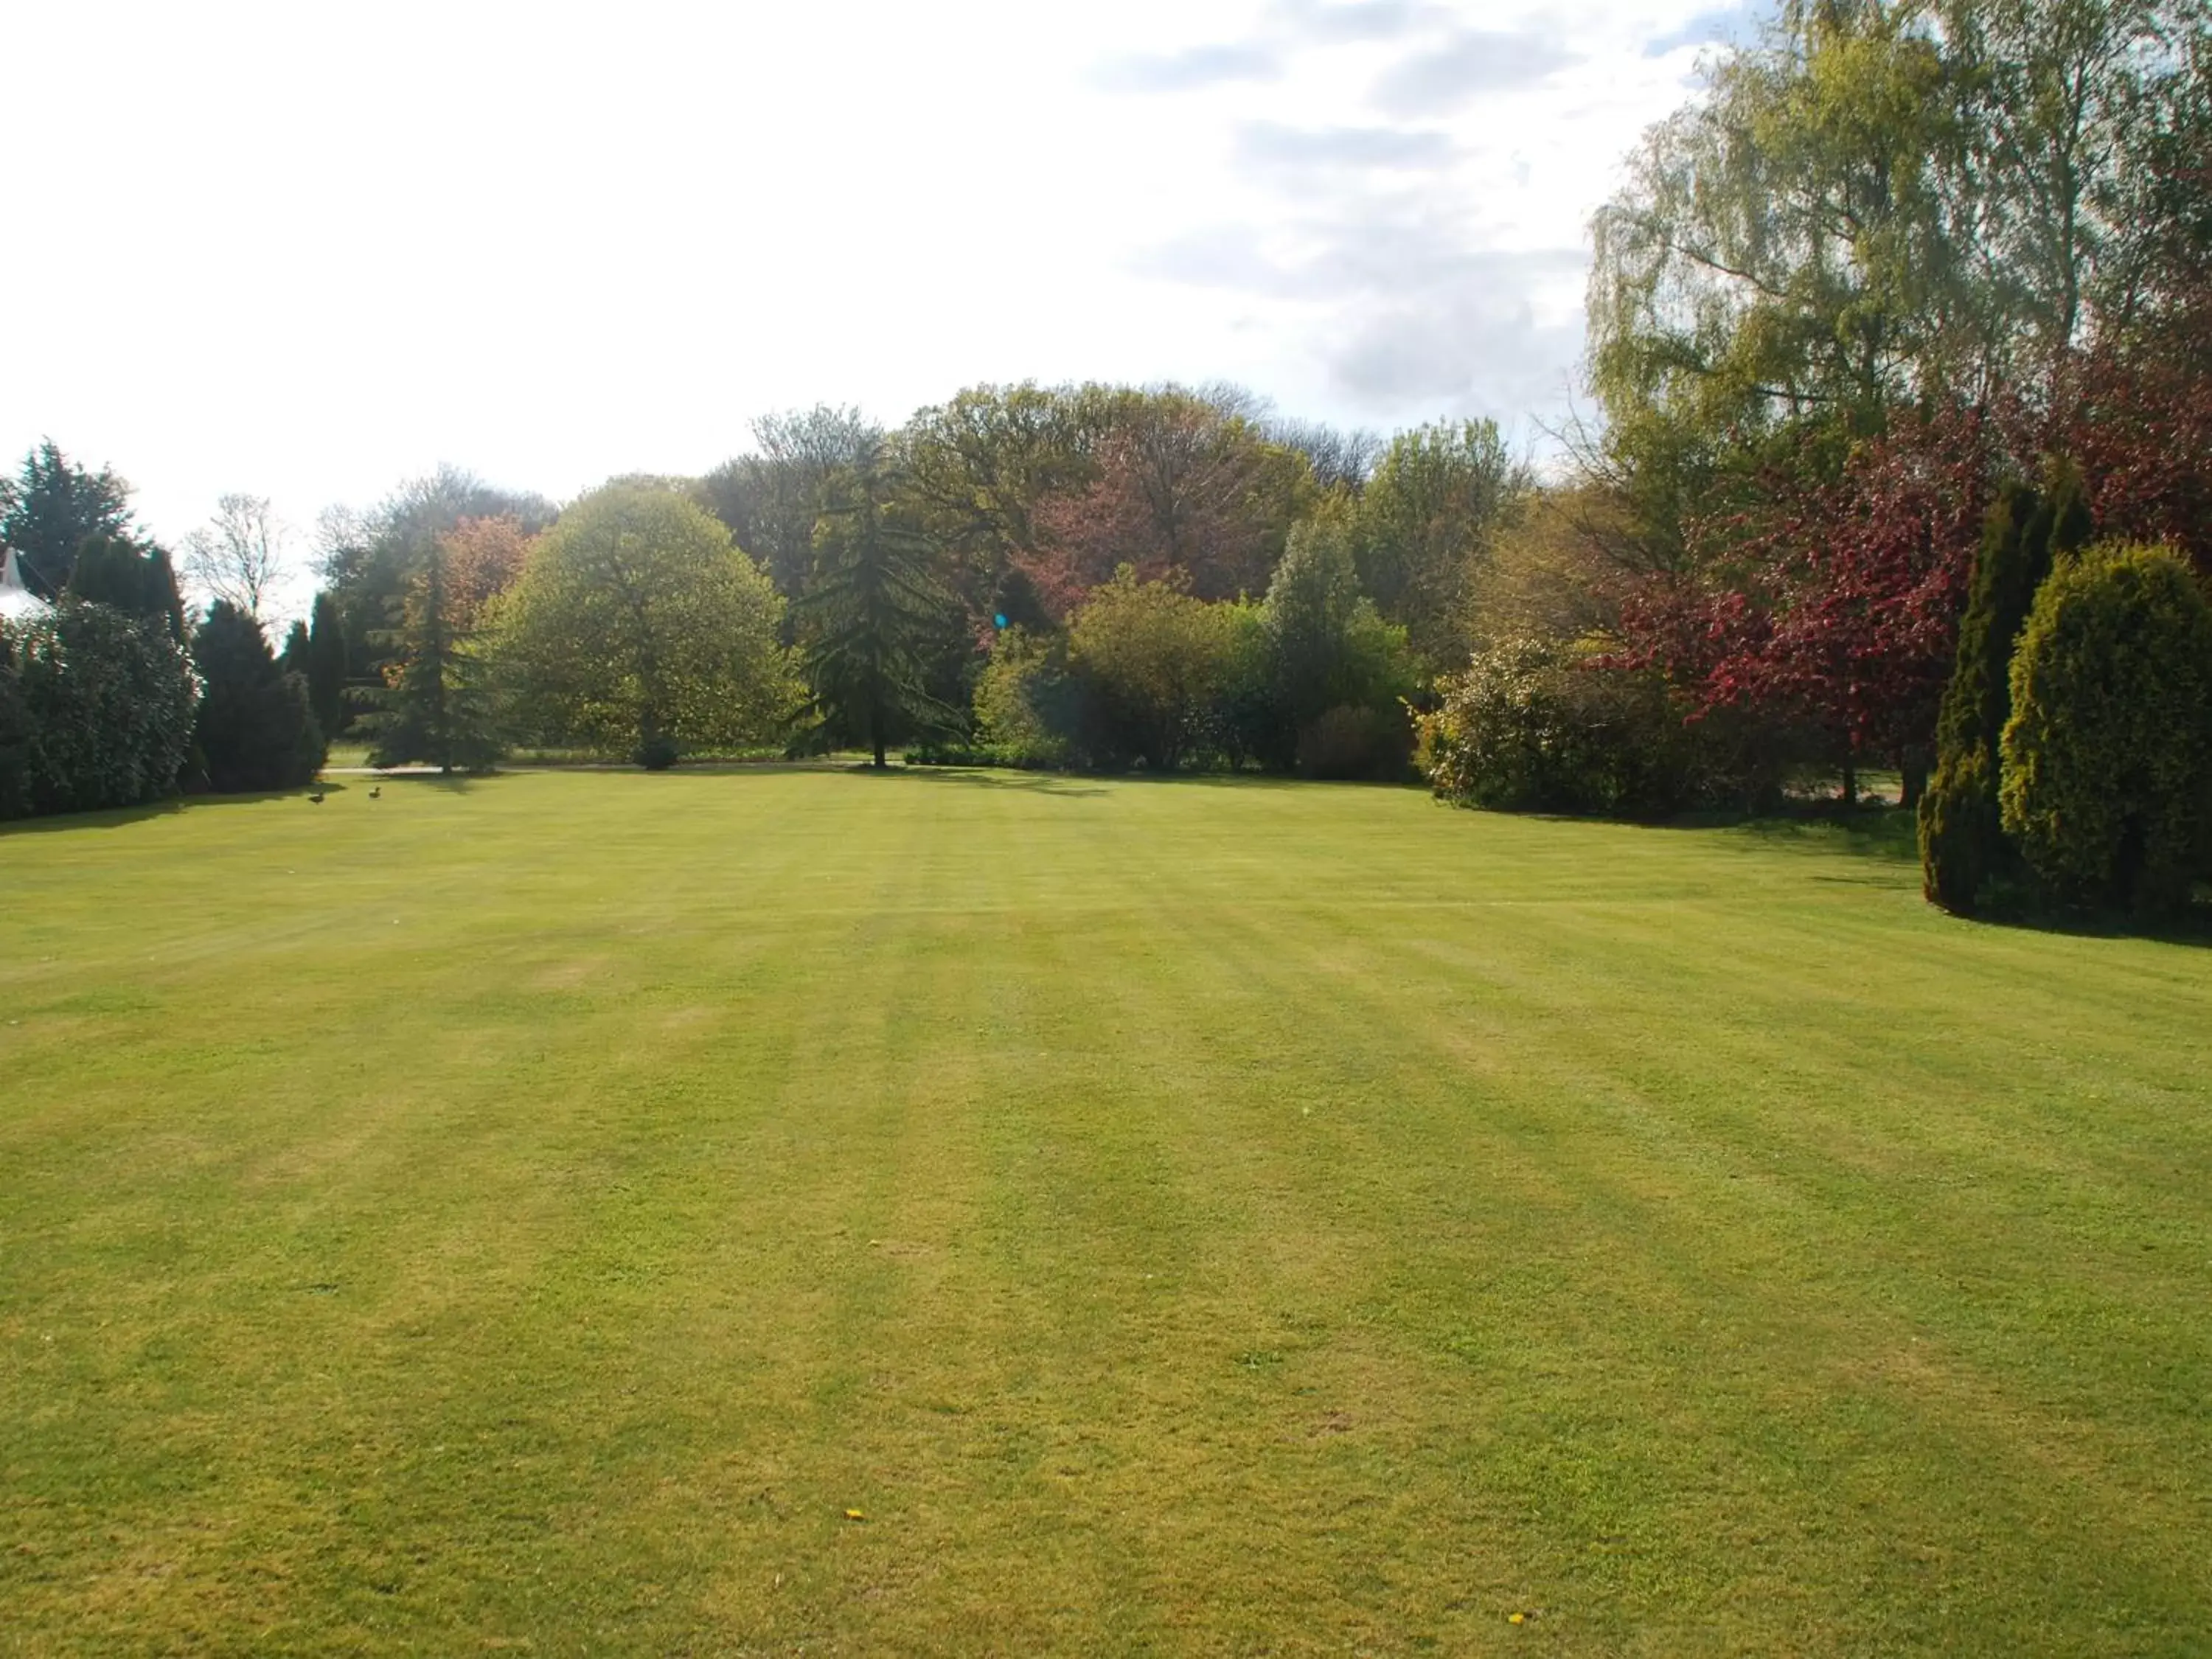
[2000,543,2212,914]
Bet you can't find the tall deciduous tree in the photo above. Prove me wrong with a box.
[183,494,288,622]
[439,515,534,625]
[494,484,799,765]
[1589,0,2197,455]
[902,383,1099,625]
[799,445,959,768]
[698,406,883,599]
[320,467,554,692]
[1614,408,1996,805]
[1348,420,1524,669]
[1030,392,1314,608]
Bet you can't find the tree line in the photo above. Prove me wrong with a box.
[1415,0,2212,916]
[0,389,1522,804]
[4,0,2209,917]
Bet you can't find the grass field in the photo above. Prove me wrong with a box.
[4,770,2209,1655]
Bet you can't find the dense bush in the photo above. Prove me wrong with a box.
[1257,522,1418,771]
[192,601,326,793]
[1417,639,1725,816]
[973,546,1424,779]
[1,599,198,818]
[0,630,29,818]
[1295,703,1413,782]
[2000,543,2212,913]
[1065,572,1240,771]
[973,626,1078,768]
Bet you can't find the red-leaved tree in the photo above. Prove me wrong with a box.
[1615,409,1996,801]
[1026,403,1297,613]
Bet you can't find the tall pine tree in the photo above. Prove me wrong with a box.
[305,591,348,737]
[0,442,139,597]
[799,445,956,768]
[361,529,501,773]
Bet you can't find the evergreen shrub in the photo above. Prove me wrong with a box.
[2000,543,2212,913]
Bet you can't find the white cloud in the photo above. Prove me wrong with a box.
[0,0,1736,567]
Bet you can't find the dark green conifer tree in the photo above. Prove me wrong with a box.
[360,532,501,773]
[64,535,186,641]
[305,591,348,737]
[1919,466,2091,912]
[192,601,325,793]
[799,445,956,768]
[0,442,139,597]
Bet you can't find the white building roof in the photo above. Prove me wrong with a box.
[1,547,51,622]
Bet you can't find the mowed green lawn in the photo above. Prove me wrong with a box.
[3,771,2209,1656]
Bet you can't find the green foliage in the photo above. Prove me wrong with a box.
[1295,703,1413,783]
[320,467,554,699]
[0,441,140,597]
[973,626,1077,768]
[276,619,309,676]
[896,383,1093,602]
[493,484,800,763]
[1066,571,1241,771]
[2000,540,2212,912]
[1590,0,2188,449]
[1919,744,2000,909]
[361,528,504,774]
[1258,521,1417,773]
[697,406,883,598]
[971,529,1417,778]
[304,591,348,737]
[65,536,184,641]
[799,447,961,768]
[1919,470,2090,910]
[191,602,324,793]
[1346,420,1523,668]
[0,629,29,819]
[1417,638,1710,815]
[1,599,198,817]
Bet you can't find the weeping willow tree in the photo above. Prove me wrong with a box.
[1587,0,2199,541]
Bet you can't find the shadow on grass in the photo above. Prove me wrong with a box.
[1961,902,2212,947]
[1,782,349,835]
[369,771,491,793]
[0,771,512,835]
[853,765,1110,799]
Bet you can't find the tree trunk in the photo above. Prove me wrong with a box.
[1840,754,1857,810]
[1899,751,1927,811]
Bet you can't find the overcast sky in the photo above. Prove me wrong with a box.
[3,0,1750,573]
